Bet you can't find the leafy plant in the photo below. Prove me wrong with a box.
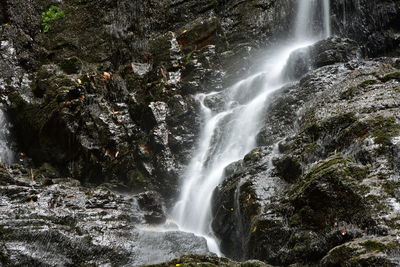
[41,6,65,33]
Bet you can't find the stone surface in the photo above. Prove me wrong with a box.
[213,57,400,266]
[0,165,209,266]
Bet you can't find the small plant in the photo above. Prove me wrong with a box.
[41,6,65,33]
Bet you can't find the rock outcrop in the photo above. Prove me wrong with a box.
[212,43,400,265]
[0,165,209,266]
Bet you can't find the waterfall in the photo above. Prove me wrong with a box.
[295,0,331,40]
[323,0,332,38]
[295,0,314,40]
[0,108,15,165]
[171,0,331,254]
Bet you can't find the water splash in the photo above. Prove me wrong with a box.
[171,0,332,254]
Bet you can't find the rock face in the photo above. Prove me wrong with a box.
[0,165,209,266]
[0,0,400,266]
[331,0,400,56]
[284,37,361,80]
[212,40,400,265]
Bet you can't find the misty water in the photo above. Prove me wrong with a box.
[0,108,15,166]
[171,0,332,254]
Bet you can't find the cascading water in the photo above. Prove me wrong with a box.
[0,108,15,165]
[171,0,331,254]
[323,0,332,38]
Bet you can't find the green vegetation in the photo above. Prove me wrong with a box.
[380,72,400,82]
[339,86,357,100]
[41,6,65,33]
[361,240,389,252]
[368,116,400,147]
[183,52,193,63]
[359,79,378,88]
[340,79,378,100]
[325,244,358,262]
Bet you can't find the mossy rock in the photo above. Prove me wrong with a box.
[140,254,273,267]
[301,112,357,141]
[272,155,302,183]
[339,79,378,100]
[321,236,400,267]
[289,155,371,230]
[59,57,82,74]
[380,72,400,82]
[366,116,400,148]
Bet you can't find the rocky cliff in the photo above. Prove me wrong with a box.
[0,0,399,266]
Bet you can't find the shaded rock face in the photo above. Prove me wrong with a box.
[0,0,299,202]
[331,0,400,57]
[0,165,209,266]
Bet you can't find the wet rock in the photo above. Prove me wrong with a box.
[59,57,82,75]
[321,236,400,267]
[272,155,302,183]
[137,191,166,224]
[285,37,361,80]
[212,147,289,262]
[0,165,209,266]
[213,58,400,266]
[332,0,400,56]
[288,156,373,231]
[1,0,400,266]
[176,16,227,54]
[141,254,274,267]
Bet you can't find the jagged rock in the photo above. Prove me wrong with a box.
[285,37,361,80]
[0,165,209,266]
[331,0,400,56]
[176,16,227,54]
[213,58,400,266]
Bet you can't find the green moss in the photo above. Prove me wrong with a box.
[368,116,400,147]
[364,195,390,214]
[183,52,194,63]
[340,79,378,100]
[361,240,389,252]
[289,155,371,230]
[343,165,369,181]
[340,86,357,100]
[382,181,400,199]
[42,6,65,33]
[299,112,358,155]
[359,79,378,88]
[326,244,358,262]
[380,72,400,82]
[127,169,150,190]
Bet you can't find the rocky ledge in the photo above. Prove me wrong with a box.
[0,165,209,266]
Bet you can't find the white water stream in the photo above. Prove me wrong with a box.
[0,109,15,165]
[171,0,332,254]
